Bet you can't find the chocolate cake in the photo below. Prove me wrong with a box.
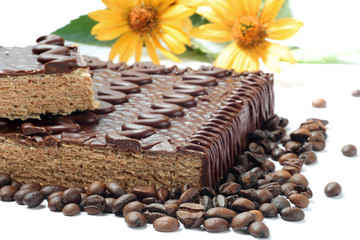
[0,35,99,120]
[0,55,274,190]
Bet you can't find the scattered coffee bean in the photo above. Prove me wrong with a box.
[199,187,216,198]
[256,189,273,204]
[62,203,81,216]
[290,128,312,143]
[351,89,360,97]
[104,197,116,213]
[14,188,37,205]
[341,144,357,157]
[10,179,22,189]
[231,212,256,231]
[280,207,305,221]
[0,185,17,201]
[279,153,297,165]
[23,191,44,208]
[132,186,158,199]
[176,203,205,228]
[122,201,145,216]
[312,98,326,108]
[200,195,214,210]
[232,198,256,212]
[157,188,169,203]
[259,203,278,218]
[289,173,309,187]
[271,196,291,212]
[248,221,270,238]
[20,182,42,191]
[205,207,237,222]
[204,217,229,232]
[0,173,11,188]
[83,195,106,215]
[62,188,82,204]
[112,193,137,215]
[289,194,309,208]
[142,197,159,204]
[48,195,65,211]
[271,148,285,161]
[248,210,264,222]
[125,211,146,228]
[308,135,326,151]
[324,182,342,197]
[87,181,106,196]
[218,182,242,196]
[179,188,199,203]
[153,216,179,232]
[212,194,227,208]
[106,182,126,198]
[298,151,317,165]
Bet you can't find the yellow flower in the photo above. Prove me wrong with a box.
[190,0,304,72]
[89,0,195,64]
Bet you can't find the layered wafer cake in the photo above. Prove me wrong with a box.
[0,35,99,120]
[0,56,274,190]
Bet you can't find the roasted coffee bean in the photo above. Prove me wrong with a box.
[218,182,241,196]
[264,130,276,141]
[352,89,360,97]
[132,186,158,199]
[122,201,145,216]
[142,197,159,204]
[259,203,278,218]
[199,187,216,198]
[272,170,291,185]
[246,151,266,166]
[249,210,264,221]
[324,182,342,197]
[205,207,237,222]
[289,173,309,187]
[308,135,326,151]
[62,203,81,216]
[271,148,285,161]
[104,197,116,213]
[232,198,255,212]
[301,119,326,131]
[157,188,169,203]
[14,188,37,205]
[342,144,357,157]
[212,194,227,208]
[280,207,305,221]
[257,179,270,187]
[10,179,22,189]
[164,203,178,217]
[271,196,290,212]
[48,191,63,200]
[20,182,42,191]
[226,173,237,183]
[284,141,302,153]
[284,158,304,168]
[0,185,18,201]
[290,128,312,143]
[146,203,168,214]
[80,193,87,202]
[153,216,179,232]
[299,141,313,153]
[312,130,327,140]
[41,185,67,199]
[125,212,147,228]
[176,203,205,228]
[240,189,259,202]
[48,195,65,211]
[312,98,326,108]
[257,140,271,155]
[72,187,86,194]
[169,187,182,199]
[262,159,276,172]
[248,142,265,155]
[279,153,298,165]
[256,189,273,204]
[106,182,126,198]
[268,141,279,151]
[307,118,329,126]
[164,199,180,205]
[289,185,313,199]
[23,191,44,208]
[281,135,291,145]
[179,188,199,203]
[238,171,258,189]
[248,221,270,238]
[264,115,279,131]
[0,173,11,188]
[204,217,229,232]
[229,165,246,178]
[248,129,267,141]
[231,212,256,231]
[182,183,194,193]
[272,127,286,141]
[143,211,167,223]
[281,183,296,196]
[225,195,238,207]
[200,195,214,210]
[62,188,82,204]
[112,193,137,215]
[289,194,309,208]
[87,181,106,196]
[278,117,289,127]
[83,195,106,215]
[299,151,317,165]
[282,164,301,175]
[259,182,282,198]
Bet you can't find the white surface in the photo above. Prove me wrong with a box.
[1,1,360,239]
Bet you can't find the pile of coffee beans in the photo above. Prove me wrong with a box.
[0,114,339,237]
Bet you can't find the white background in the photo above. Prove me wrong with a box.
[1,1,360,240]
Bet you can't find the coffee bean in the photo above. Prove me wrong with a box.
[290,128,312,143]
[48,191,63,200]
[272,170,291,184]
[272,127,286,142]
[238,171,258,189]
[20,182,42,191]
[14,188,37,205]
[249,210,264,222]
[157,188,169,203]
[279,153,297,165]
[10,179,22,189]
[324,182,342,197]
[0,173,11,188]
[179,188,199,203]
[62,203,81,216]
[284,141,302,153]
[259,182,282,198]
[280,207,305,221]
[87,181,106,196]
[281,135,291,145]
[83,195,106,215]
[200,195,214,210]
[199,187,216,198]
[289,194,309,208]
[232,198,255,212]
[278,117,289,127]
[132,186,158,199]
[289,185,313,199]
[0,185,17,201]
[289,173,309,187]
[257,140,271,154]
[226,173,236,183]
[248,221,270,238]
[240,189,259,202]
[205,207,237,222]
[62,188,82,204]
[262,159,276,172]
[169,187,182,199]
[268,141,279,152]
[248,130,267,141]
[204,217,229,232]
[248,142,265,155]
[48,195,65,211]
[352,89,360,97]
[106,182,126,198]
[143,211,167,224]
[164,203,178,217]
[176,203,205,228]
[218,182,242,196]
[104,197,116,213]
[342,144,357,157]
[164,199,180,205]
[256,189,273,204]
[182,183,194,193]
[41,185,67,199]
[271,196,291,212]
[264,115,279,131]
[153,216,179,232]
[112,193,137,215]
[142,197,159,204]
[307,135,326,151]
[231,212,256,231]
[282,164,301,175]
[23,191,44,208]
[259,203,277,218]
[271,148,285,161]
[125,211,146,228]
[301,119,326,131]
[298,151,317,165]
[312,98,326,108]
[246,151,266,166]
[284,158,304,168]
[122,201,145,216]
[281,183,296,196]
[213,194,227,208]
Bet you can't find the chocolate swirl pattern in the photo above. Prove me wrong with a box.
[32,35,77,73]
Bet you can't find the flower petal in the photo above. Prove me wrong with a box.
[178,0,208,8]
[93,25,130,41]
[88,9,126,22]
[237,0,261,17]
[267,18,304,40]
[160,32,186,54]
[260,0,285,24]
[232,48,260,72]
[208,0,237,26]
[101,0,136,10]
[156,0,177,13]
[214,41,239,69]
[109,32,133,60]
[159,23,191,45]
[135,37,144,62]
[145,36,160,64]
[196,6,231,27]
[119,33,138,62]
[257,44,281,73]
[153,35,181,62]
[190,23,233,43]
[264,41,296,64]
[159,4,195,21]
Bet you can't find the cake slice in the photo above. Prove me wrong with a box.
[0,57,274,190]
[0,35,99,120]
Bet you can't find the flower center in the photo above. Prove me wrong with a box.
[232,16,266,49]
[128,5,158,35]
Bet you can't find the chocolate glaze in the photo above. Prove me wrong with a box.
[0,56,274,188]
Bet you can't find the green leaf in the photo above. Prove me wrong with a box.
[190,13,209,27]
[52,15,115,46]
